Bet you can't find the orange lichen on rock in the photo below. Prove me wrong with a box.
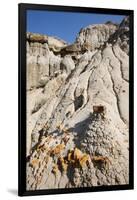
[79,154,90,167]
[52,164,59,174]
[73,148,83,160]
[67,150,74,163]
[30,158,39,168]
[50,144,65,155]
[91,156,111,169]
[58,157,68,172]
[67,148,91,168]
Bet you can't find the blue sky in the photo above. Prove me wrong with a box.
[27,10,125,44]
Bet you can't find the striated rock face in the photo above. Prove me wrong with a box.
[108,16,130,54]
[76,22,117,50]
[26,16,129,190]
[27,33,67,90]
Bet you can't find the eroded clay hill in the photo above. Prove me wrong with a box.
[26,16,129,190]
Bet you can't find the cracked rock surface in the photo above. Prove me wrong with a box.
[26,16,129,190]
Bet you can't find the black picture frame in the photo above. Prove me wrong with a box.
[18,3,134,196]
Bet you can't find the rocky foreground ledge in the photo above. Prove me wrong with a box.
[26,17,129,190]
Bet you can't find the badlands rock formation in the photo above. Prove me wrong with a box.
[26,16,129,190]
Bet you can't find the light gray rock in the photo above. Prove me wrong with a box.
[76,23,117,50]
[26,16,129,190]
[60,55,75,74]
